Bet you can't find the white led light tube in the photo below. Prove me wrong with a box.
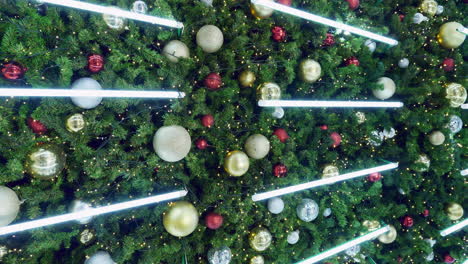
[258,100,404,108]
[457,26,468,35]
[252,163,398,202]
[250,0,398,46]
[0,88,185,99]
[462,104,468,110]
[0,190,187,236]
[440,219,468,237]
[38,0,183,29]
[295,226,390,264]
[461,169,468,176]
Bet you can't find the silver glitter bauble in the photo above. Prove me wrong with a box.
[69,200,93,224]
[272,107,284,119]
[131,1,148,14]
[436,5,443,15]
[398,58,409,68]
[102,7,126,30]
[323,208,332,217]
[200,0,213,6]
[296,199,319,222]
[425,238,436,247]
[207,246,232,264]
[447,115,463,134]
[345,245,361,257]
[287,230,300,244]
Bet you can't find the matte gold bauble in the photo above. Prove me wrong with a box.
[239,71,256,87]
[250,0,274,19]
[378,225,397,244]
[257,82,281,100]
[428,131,445,146]
[362,220,381,231]
[445,83,466,108]
[163,201,199,237]
[249,227,272,252]
[322,165,339,178]
[66,114,85,132]
[25,144,66,179]
[445,203,463,220]
[224,150,250,176]
[299,59,321,83]
[437,22,466,49]
[420,0,438,16]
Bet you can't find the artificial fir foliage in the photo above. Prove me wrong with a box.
[0,0,466,263]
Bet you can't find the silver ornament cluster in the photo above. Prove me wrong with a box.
[208,246,232,264]
[296,199,319,222]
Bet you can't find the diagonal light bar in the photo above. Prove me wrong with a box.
[252,163,398,202]
[457,26,468,35]
[0,190,187,236]
[462,104,468,110]
[295,226,391,264]
[38,0,183,29]
[250,0,398,46]
[461,169,468,176]
[0,88,185,99]
[440,219,468,237]
[259,100,403,108]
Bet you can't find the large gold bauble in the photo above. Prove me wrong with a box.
[25,144,66,179]
[163,201,199,237]
[250,255,265,264]
[419,0,438,16]
[250,0,274,19]
[257,82,281,100]
[378,225,397,244]
[249,227,272,252]
[224,150,250,177]
[239,71,256,87]
[66,114,85,132]
[437,22,466,49]
[445,203,463,220]
[322,165,339,179]
[445,83,466,108]
[299,59,321,83]
[362,220,381,231]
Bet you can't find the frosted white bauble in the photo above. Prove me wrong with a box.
[398,58,409,68]
[153,125,191,162]
[364,39,376,53]
[373,77,396,100]
[162,40,190,62]
[428,131,445,146]
[70,78,103,109]
[84,251,116,264]
[244,134,270,159]
[272,107,284,119]
[287,230,300,244]
[196,25,224,53]
[267,197,284,214]
[323,208,332,217]
[0,186,20,227]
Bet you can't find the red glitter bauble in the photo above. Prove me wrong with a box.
[87,54,104,73]
[2,62,25,80]
[401,216,414,228]
[330,132,341,147]
[196,138,208,150]
[422,209,429,217]
[273,163,287,177]
[320,125,328,130]
[399,14,405,21]
[346,0,359,10]
[27,118,47,135]
[271,26,287,42]
[344,56,360,66]
[273,128,289,143]
[204,73,223,90]
[201,114,214,128]
[276,0,292,6]
[442,58,455,72]
[367,172,382,182]
[322,33,335,46]
[444,254,455,264]
[205,212,224,230]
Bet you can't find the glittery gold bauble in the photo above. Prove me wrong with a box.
[299,59,321,83]
[66,114,85,132]
[80,229,95,244]
[437,22,466,49]
[102,7,126,30]
[322,165,339,178]
[378,225,397,244]
[224,150,250,176]
[445,83,466,108]
[419,0,438,16]
[163,201,199,237]
[0,245,7,259]
[251,255,265,264]
[25,144,66,179]
[257,82,281,100]
[362,220,381,231]
[239,71,256,87]
[249,227,272,252]
[445,203,463,220]
[250,0,274,19]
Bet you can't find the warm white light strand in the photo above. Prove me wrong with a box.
[38,0,183,29]
[252,163,398,202]
[258,100,403,108]
[295,226,391,264]
[250,0,398,45]
[0,190,187,236]
[440,219,468,237]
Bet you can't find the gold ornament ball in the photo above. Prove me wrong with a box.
[224,150,250,177]
[420,0,438,16]
[437,22,466,49]
[250,0,274,19]
[446,83,466,108]
[378,225,397,244]
[239,71,256,87]
[80,229,95,244]
[322,164,339,178]
[25,144,66,179]
[163,201,199,237]
[249,227,272,252]
[428,131,445,146]
[66,114,85,133]
[362,220,381,231]
[299,59,321,83]
[257,82,281,100]
[445,203,463,220]
[251,255,265,264]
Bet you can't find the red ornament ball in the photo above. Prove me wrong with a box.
[344,56,360,66]
[320,125,328,130]
[401,216,414,228]
[201,114,214,128]
[444,254,455,264]
[273,128,289,143]
[399,14,405,21]
[367,172,382,182]
[273,163,288,177]
[322,33,335,46]
[276,0,292,6]
[2,62,26,80]
[196,138,208,150]
[442,58,455,72]
[330,132,341,147]
[205,212,224,230]
[27,118,47,135]
[422,209,429,217]
[346,0,359,10]
[271,26,287,42]
[397,257,403,263]
[87,54,104,73]
[204,73,223,91]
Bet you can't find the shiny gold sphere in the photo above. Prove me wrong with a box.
[25,144,66,179]
[163,201,199,237]
[445,83,466,108]
[378,225,397,244]
[250,0,274,19]
[363,220,381,231]
[445,203,463,220]
[239,70,256,87]
[249,227,272,251]
[66,114,85,132]
[224,150,250,177]
[420,0,438,16]
[299,59,321,83]
[437,22,466,49]
[257,82,281,100]
[322,164,339,178]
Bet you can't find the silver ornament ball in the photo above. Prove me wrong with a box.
[267,197,284,214]
[436,5,443,15]
[398,58,409,68]
[364,40,376,53]
[69,200,93,224]
[447,115,463,134]
[296,198,319,222]
[84,251,116,264]
[323,208,332,217]
[102,7,126,30]
[207,246,232,264]
[287,230,300,244]
[272,107,284,119]
[70,78,103,109]
[131,1,148,14]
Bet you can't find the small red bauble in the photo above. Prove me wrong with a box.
[344,56,360,66]
[204,73,223,91]
[273,163,287,177]
[276,0,292,6]
[154,167,159,174]
[205,212,224,230]
[401,216,414,228]
[367,172,382,182]
[346,0,359,10]
[273,128,289,143]
[196,138,208,150]
[320,125,328,130]
[322,33,335,47]
[271,26,287,42]
[422,209,429,217]
[444,254,455,264]
[442,58,455,72]
[399,14,405,21]
[27,118,47,135]
[201,114,214,128]
[330,132,341,147]
[87,54,104,73]
[2,62,26,80]
[397,257,403,263]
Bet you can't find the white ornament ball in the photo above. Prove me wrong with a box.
[267,197,284,214]
[323,208,332,217]
[70,78,103,109]
[398,58,409,68]
[196,25,224,53]
[428,131,445,146]
[84,251,116,264]
[287,230,300,245]
[153,125,191,162]
[373,77,396,100]
[131,1,148,14]
[0,186,20,227]
[382,127,396,139]
[436,5,443,14]
[364,39,376,53]
[69,200,93,224]
[244,134,270,159]
[272,107,284,119]
[162,40,190,63]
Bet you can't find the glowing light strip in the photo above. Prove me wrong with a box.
[457,26,468,35]
[38,0,183,29]
[440,219,468,237]
[0,88,185,99]
[250,0,398,46]
[462,104,468,110]
[295,226,390,264]
[0,190,187,236]
[258,100,403,108]
[461,169,468,176]
[463,259,468,264]
[252,163,398,202]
